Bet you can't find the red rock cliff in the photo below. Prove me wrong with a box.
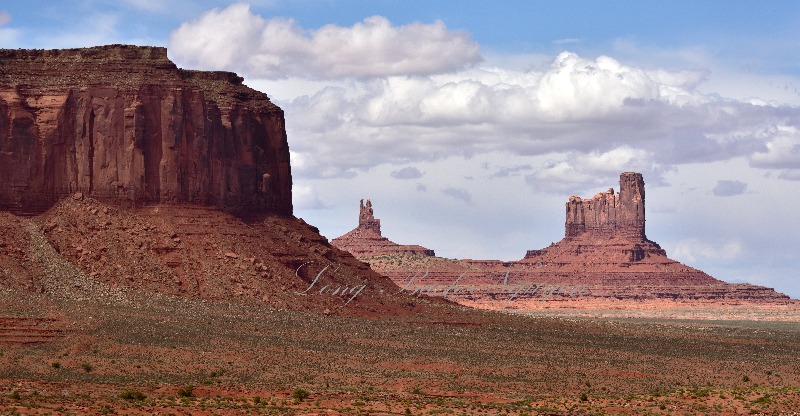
[0,45,292,216]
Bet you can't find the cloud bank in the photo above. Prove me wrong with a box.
[280,52,800,192]
[169,3,481,79]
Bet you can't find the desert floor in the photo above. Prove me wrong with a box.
[1,287,799,415]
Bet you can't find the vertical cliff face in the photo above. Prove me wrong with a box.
[565,172,645,240]
[0,45,292,216]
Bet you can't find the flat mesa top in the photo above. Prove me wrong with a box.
[0,44,169,61]
[0,44,277,110]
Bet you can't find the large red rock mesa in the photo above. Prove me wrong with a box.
[0,45,431,316]
[0,45,291,217]
[339,173,790,302]
[331,199,435,257]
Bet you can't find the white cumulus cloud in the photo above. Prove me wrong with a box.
[169,3,481,79]
[525,147,667,194]
[279,50,800,192]
[293,185,329,210]
[749,125,800,169]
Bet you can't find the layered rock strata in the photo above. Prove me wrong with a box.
[0,45,292,216]
[331,199,435,258]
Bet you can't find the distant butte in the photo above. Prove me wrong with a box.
[334,173,791,302]
[331,199,435,258]
[517,172,676,270]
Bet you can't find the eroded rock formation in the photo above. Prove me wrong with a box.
[524,172,667,264]
[565,172,645,240]
[331,199,435,257]
[0,45,292,216]
[339,174,790,302]
[358,199,381,234]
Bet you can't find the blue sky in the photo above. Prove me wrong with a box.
[5,1,800,64]
[2,1,800,298]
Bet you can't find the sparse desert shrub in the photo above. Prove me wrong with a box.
[10,391,20,400]
[81,363,93,373]
[177,385,194,397]
[579,392,588,402]
[743,375,750,382]
[752,394,771,404]
[51,362,61,369]
[292,388,310,402]
[119,390,147,401]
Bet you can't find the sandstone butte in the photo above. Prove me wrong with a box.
[333,173,791,302]
[0,45,442,318]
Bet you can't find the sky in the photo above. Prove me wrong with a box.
[2,1,799,298]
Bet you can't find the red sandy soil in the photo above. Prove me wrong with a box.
[2,280,799,415]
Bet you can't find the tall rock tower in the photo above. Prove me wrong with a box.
[564,172,646,240]
[358,199,381,234]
